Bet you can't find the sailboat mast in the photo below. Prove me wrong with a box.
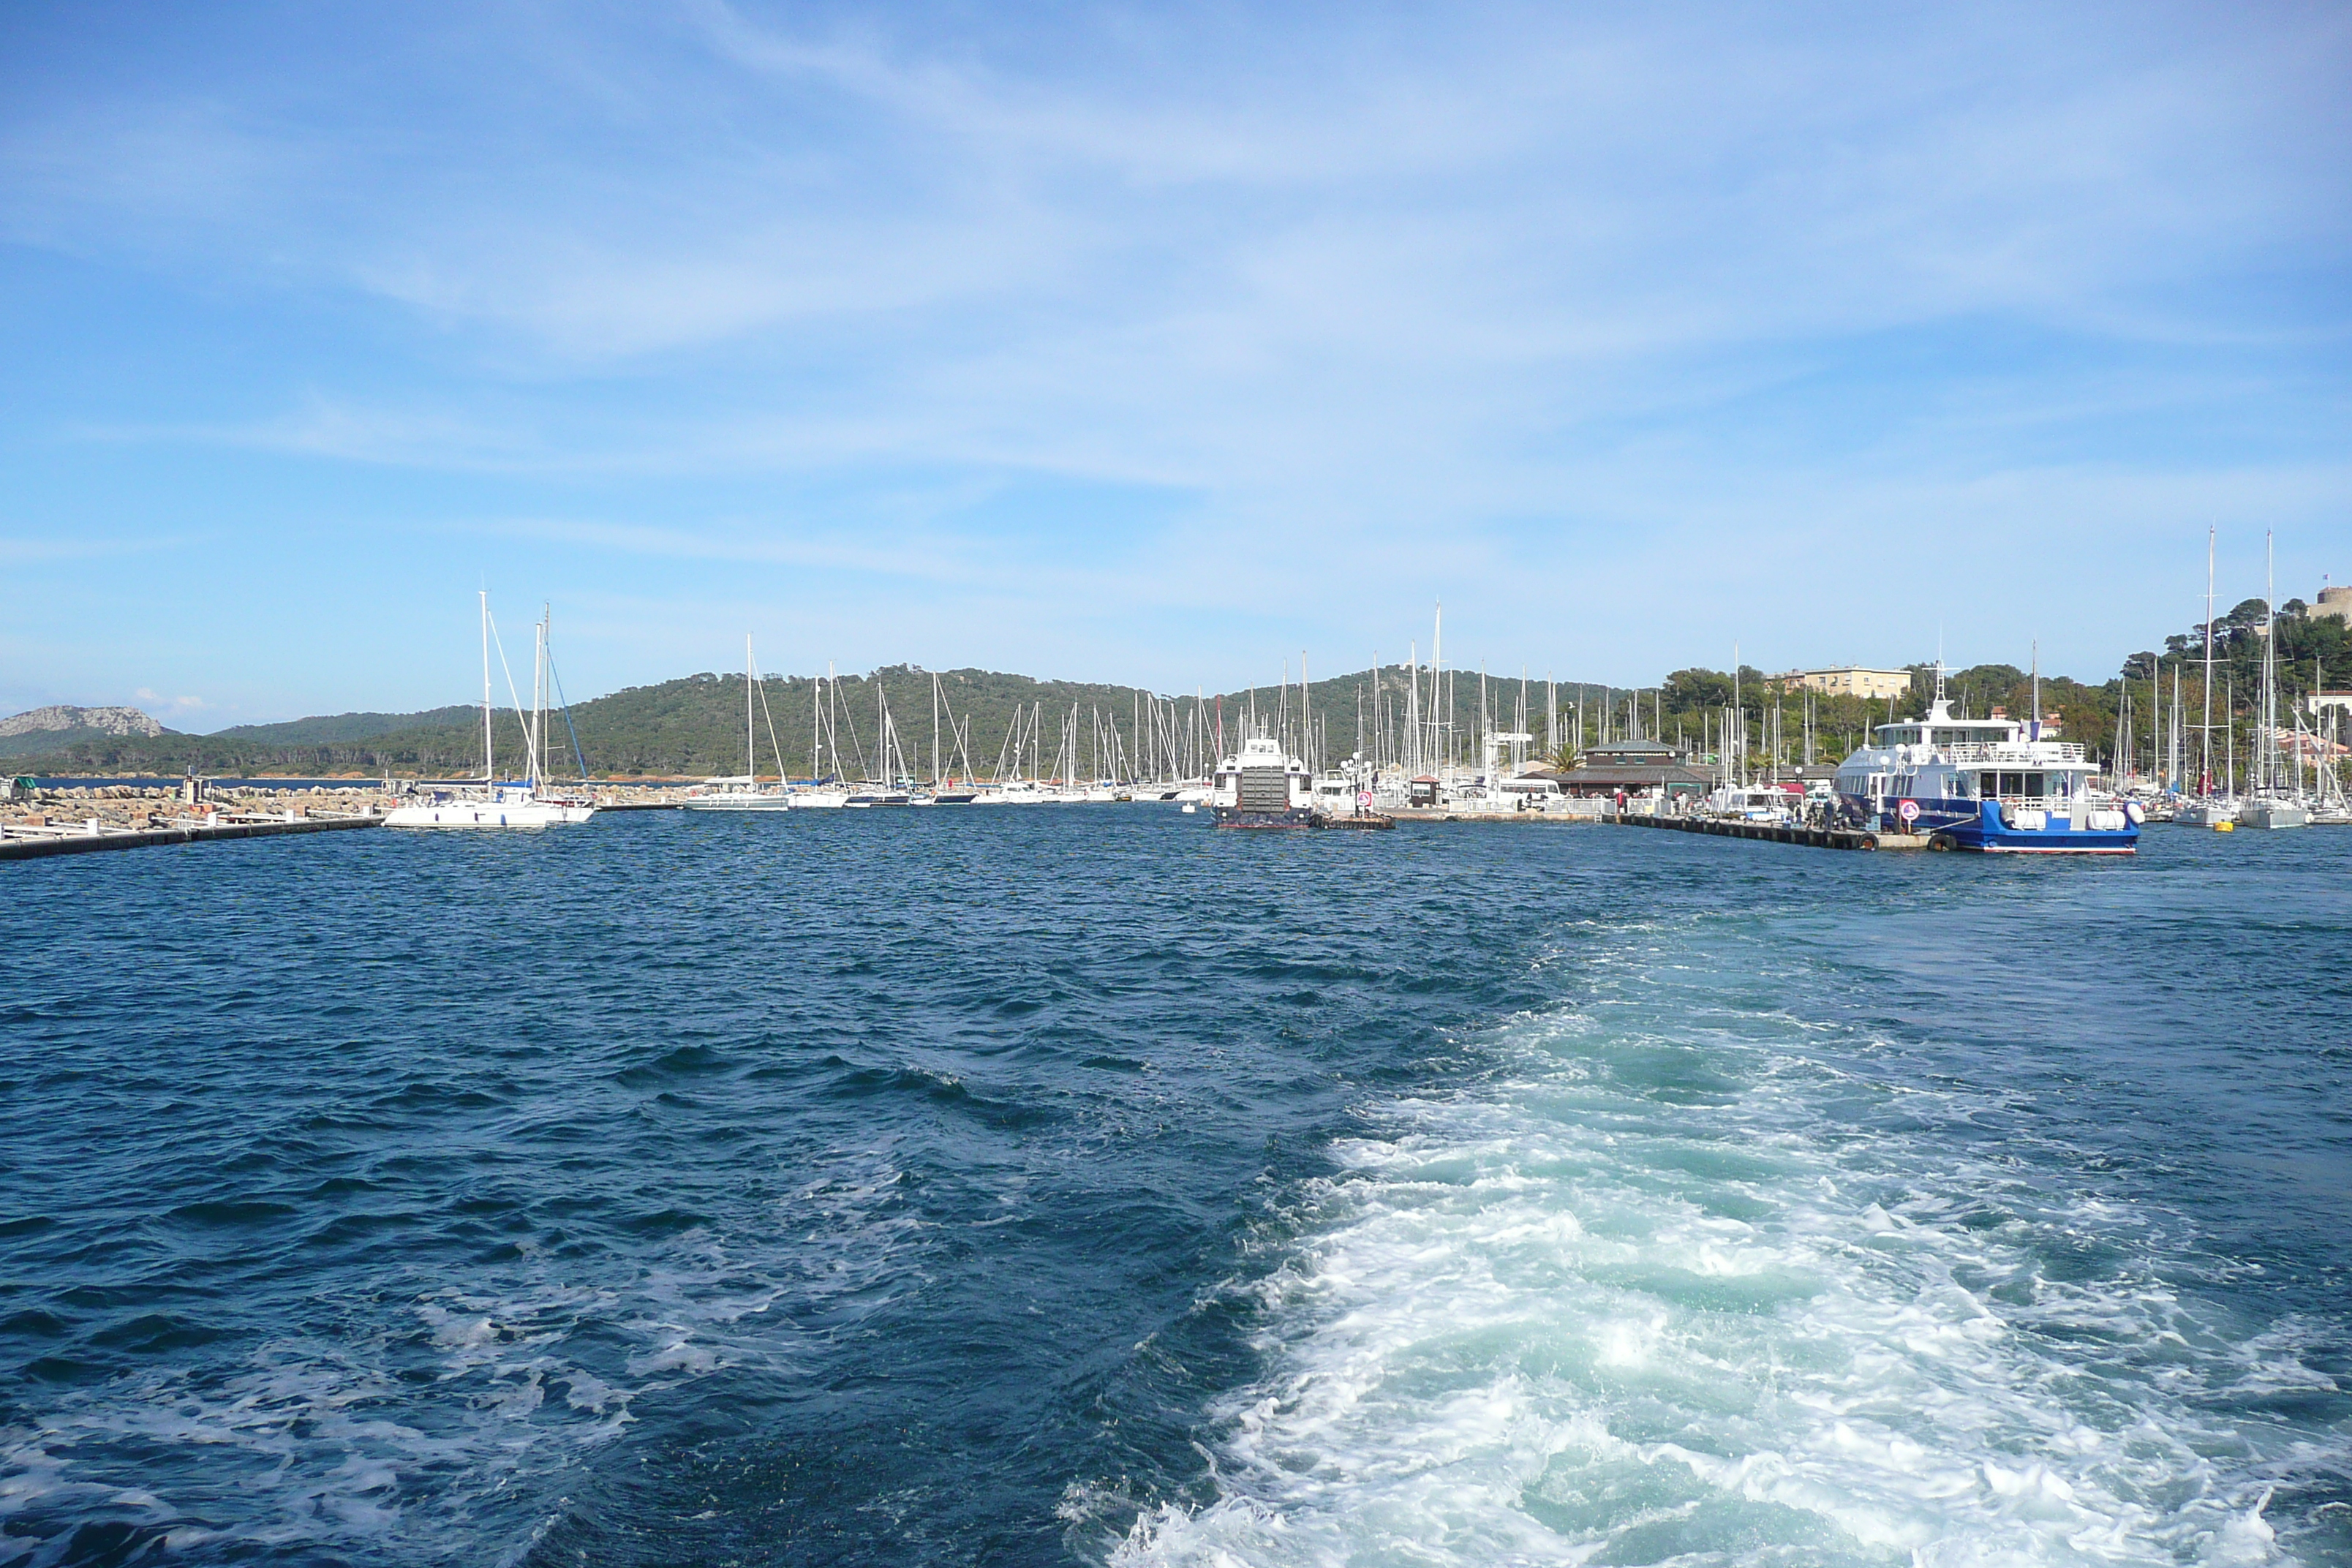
[1300,651,1311,772]
[2203,526,2217,796]
[532,611,545,790]
[1431,603,1442,772]
[538,604,552,788]
[480,589,494,785]
[2264,532,2277,796]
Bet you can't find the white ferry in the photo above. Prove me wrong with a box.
[1209,735,1313,828]
[1833,679,2137,853]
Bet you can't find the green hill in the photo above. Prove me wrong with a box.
[210,706,483,745]
[45,650,2219,779]
[8,663,1608,780]
[7,668,1305,779]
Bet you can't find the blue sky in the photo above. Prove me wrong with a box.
[3,2,2346,728]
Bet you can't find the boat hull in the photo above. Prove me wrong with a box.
[678,794,792,812]
[385,802,590,829]
[1839,794,2138,853]
[1211,806,1314,829]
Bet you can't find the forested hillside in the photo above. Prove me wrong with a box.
[18,606,2340,779]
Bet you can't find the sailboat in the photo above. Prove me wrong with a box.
[681,636,793,812]
[789,663,851,807]
[2239,533,2309,829]
[2174,528,2242,827]
[386,594,598,829]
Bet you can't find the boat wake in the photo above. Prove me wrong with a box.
[1110,924,2347,1567]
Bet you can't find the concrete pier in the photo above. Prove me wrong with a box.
[1386,807,1600,824]
[0,813,382,862]
[1607,813,1929,851]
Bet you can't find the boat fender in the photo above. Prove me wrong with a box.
[2123,801,2145,825]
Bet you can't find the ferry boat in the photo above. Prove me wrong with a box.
[1209,735,1313,828]
[1832,682,2138,853]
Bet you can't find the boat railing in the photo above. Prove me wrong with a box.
[1944,742,2087,764]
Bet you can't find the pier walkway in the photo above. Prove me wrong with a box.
[1606,813,1929,851]
[0,813,382,862]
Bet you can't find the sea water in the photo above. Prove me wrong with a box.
[2,813,2345,1564]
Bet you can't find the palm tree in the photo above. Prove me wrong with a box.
[1543,740,1581,773]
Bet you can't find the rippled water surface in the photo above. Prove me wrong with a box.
[4,812,2348,1565]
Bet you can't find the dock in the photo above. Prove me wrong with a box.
[0,812,383,862]
[1607,813,1929,851]
[1386,807,1600,824]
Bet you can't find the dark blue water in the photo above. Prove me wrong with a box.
[4,813,2347,1565]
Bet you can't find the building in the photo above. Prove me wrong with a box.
[1773,666,1916,701]
[1545,740,1714,801]
[2312,586,2352,627]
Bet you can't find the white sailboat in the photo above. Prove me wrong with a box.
[681,636,793,812]
[386,594,598,830]
[2240,533,2309,830]
[2175,528,2242,827]
[793,662,852,807]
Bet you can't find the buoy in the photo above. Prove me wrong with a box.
[2214,819,2233,832]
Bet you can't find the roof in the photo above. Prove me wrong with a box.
[1546,763,1715,791]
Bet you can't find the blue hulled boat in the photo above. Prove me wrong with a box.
[1833,679,2139,854]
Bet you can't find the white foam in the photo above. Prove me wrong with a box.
[1119,935,2341,1568]
[1,1139,932,1559]
[1,1240,806,1559]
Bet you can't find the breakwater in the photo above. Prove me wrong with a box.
[0,812,382,861]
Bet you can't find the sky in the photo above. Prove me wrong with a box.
[2,1,2347,728]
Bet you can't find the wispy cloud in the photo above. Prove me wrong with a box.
[2,2,2347,704]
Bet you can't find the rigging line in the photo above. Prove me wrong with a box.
[546,650,592,781]
[751,655,788,785]
[486,611,533,782]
